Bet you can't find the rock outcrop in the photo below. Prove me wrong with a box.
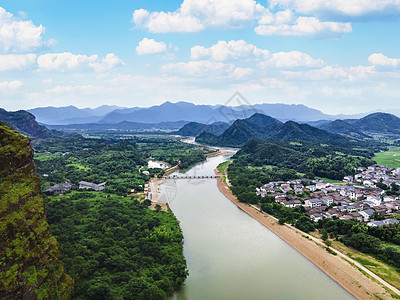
[0,122,73,299]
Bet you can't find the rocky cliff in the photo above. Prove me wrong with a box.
[0,109,52,138]
[0,122,73,299]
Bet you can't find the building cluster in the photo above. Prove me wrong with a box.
[256,165,400,227]
[45,180,106,195]
[347,165,400,187]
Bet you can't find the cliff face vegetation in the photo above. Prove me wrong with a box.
[0,122,73,299]
[0,109,53,139]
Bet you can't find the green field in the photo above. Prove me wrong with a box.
[217,160,232,174]
[374,147,400,168]
[315,176,343,184]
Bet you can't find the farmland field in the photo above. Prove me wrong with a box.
[374,147,400,168]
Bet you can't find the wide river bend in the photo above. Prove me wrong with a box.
[158,151,353,300]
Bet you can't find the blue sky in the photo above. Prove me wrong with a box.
[0,0,400,114]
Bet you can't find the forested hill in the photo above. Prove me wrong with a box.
[195,113,354,147]
[0,108,53,138]
[175,121,230,136]
[232,139,375,180]
[0,122,73,298]
[353,112,400,133]
[319,119,371,139]
[318,112,400,138]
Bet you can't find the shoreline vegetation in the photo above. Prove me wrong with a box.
[214,167,400,300]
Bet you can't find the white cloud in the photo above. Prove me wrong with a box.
[0,7,54,53]
[162,60,235,77]
[38,52,97,71]
[37,52,124,72]
[46,84,101,94]
[260,77,288,88]
[136,38,167,55]
[368,53,400,67]
[258,9,295,25]
[191,40,269,61]
[132,0,266,33]
[132,0,355,38]
[269,0,400,19]
[232,67,254,79]
[190,40,324,69]
[0,80,23,90]
[260,51,324,68]
[43,78,53,84]
[283,65,375,81]
[255,16,351,37]
[88,53,125,72]
[0,54,36,71]
[163,60,255,81]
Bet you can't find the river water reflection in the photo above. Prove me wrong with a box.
[160,152,354,300]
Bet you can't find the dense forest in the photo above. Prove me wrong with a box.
[33,135,206,195]
[233,139,376,180]
[44,191,187,299]
[28,134,205,299]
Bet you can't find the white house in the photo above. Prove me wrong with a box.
[79,181,106,191]
[304,198,323,208]
[359,209,375,222]
[366,196,381,206]
[343,176,353,182]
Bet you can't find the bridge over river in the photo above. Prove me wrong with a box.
[165,175,221,179]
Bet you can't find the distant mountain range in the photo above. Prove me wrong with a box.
[28,105,124,125]
[195,113,350,147]
[316,113,400,139]
[25,101,386,126]
[0,109,53,138]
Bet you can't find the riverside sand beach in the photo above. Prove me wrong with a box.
[214,168,399,300]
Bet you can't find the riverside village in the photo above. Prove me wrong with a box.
[256,164,400,226]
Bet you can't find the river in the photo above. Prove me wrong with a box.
[158,151,354,300]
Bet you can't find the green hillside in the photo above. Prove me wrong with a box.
[0,122,73,299]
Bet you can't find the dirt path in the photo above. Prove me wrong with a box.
[215,168,399,300]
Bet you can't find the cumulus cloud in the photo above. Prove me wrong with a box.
[269,0,400,19]
[89,53,125,72]
[37,52,124,72]
[191,40,269,61]
[255,16,351,37]
[368,53,400,67]
[161,60,235,77]
[38,52,97,71]
[0,80,23,90]
[136,38,167,55]
[132,0,266,33]
[46,84,100,94]
[283,65,375,81]
[260,77,288,88]
[190,40,324,69]
[132,0,356,37]
[0,7,54,53]
[260,51,325,68]
[232,67,254,79]
[0,54,37,71]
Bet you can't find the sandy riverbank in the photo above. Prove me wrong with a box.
[214,168,398,300]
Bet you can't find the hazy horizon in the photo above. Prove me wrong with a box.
[5,100,395,117]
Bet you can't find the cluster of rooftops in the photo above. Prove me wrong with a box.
[256,164,400,226]
[44,180,106,195]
